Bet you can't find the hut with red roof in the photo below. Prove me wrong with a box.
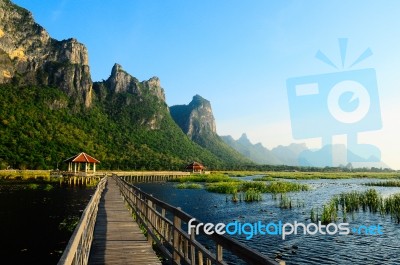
[185,161,205,174]
[64,152,100,174]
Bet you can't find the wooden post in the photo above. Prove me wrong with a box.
[162,208,166,242]
[198,251,203,265]
[173,209,182,264]
[216,244,223,262]
[190,229,196,264]
[147,200,153,244]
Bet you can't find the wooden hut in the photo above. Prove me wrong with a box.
[64,152,100,174]
[185,161,205,174]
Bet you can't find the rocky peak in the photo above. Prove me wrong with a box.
[238,133,251,145]
[0,0,92,107]
[105,63,166,102]
[106,63,138,94]
[142,76,165,102]
[170,94,217,139]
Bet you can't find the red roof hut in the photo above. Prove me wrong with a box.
[64,152,100,173]
[185,162,205,173]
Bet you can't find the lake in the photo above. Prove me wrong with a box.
[136,177,400,265]
[0,180,95,265]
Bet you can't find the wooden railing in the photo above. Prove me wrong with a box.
[114,175,284,265]
[58,177,107,265]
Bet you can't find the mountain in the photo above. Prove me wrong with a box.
[221,133,309,166]
[0,0,250,170]
[221,134,281,165]
[271,143,309,166]
[298,144,390,168]
[0,0,92,107]
[170,95,252,167]
[222,132,391,169]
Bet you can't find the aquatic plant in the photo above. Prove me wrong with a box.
[279,194,292,209]
[383,194,400,223]
[265,171,400,180]
[206,182,241,194]
[244,188,262,202]
[264,181,310,193]
[176,183,202,189]
[59,216,80,232]
[44,184,54,191]
[170,173,239,183]
[27,183,39,190]
[365,180,400,187]
[312,189,400,224]
[252,175,275,181]
[320,201,338,224]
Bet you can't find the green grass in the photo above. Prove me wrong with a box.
[170,173,240,183]
[265,171,400,180]
[384,194,400,223]
[217,171,266,177]
[27,183,40,190]
[205,180,310,194]
[244,188,262,202]
[176,183,202,189]
[0,170,50,180]
[365,180,400,187]
[253,175,275,181]
[264,181,310,193]
[311,189,400,224]
[206,182,241,194]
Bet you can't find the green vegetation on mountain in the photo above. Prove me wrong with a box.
[0,82,248,170]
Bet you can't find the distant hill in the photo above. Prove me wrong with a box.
[221,134,280,165]
[271,143,309,166]
[222,133,390,169]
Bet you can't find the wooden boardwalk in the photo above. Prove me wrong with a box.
[88,178,161,265]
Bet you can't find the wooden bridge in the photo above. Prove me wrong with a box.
[58,172,284,265]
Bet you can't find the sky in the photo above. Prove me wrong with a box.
[11,0,400,169]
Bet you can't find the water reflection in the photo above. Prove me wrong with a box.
[0,180,95,264]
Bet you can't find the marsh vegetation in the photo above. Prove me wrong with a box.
[310,189,400,224]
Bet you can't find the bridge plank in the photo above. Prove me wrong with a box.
[88,178,161,265]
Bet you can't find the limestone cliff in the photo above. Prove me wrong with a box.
[104,63,165,102]
[0,0,92,107]
[170,95,251,165]
[94,64,167,130]
[170,95,216,139]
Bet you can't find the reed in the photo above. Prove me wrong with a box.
[170,173,239,183]
[265,171,400,180]
[279,194,292,209]
[383,194,400,223]
[320,201,338,224]
[313,189,400,224]
[206,182,241,194]
[253,175,275,181]
[264,181,310,193]
[365,180,400,187]
[244,188,262,202]
[176,183,202,189]
[205,180,310,195]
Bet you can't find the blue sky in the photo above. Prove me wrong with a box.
[12,0,400,169]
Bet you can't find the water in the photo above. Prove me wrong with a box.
[0,180,95,265]
[136,178,400,265]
